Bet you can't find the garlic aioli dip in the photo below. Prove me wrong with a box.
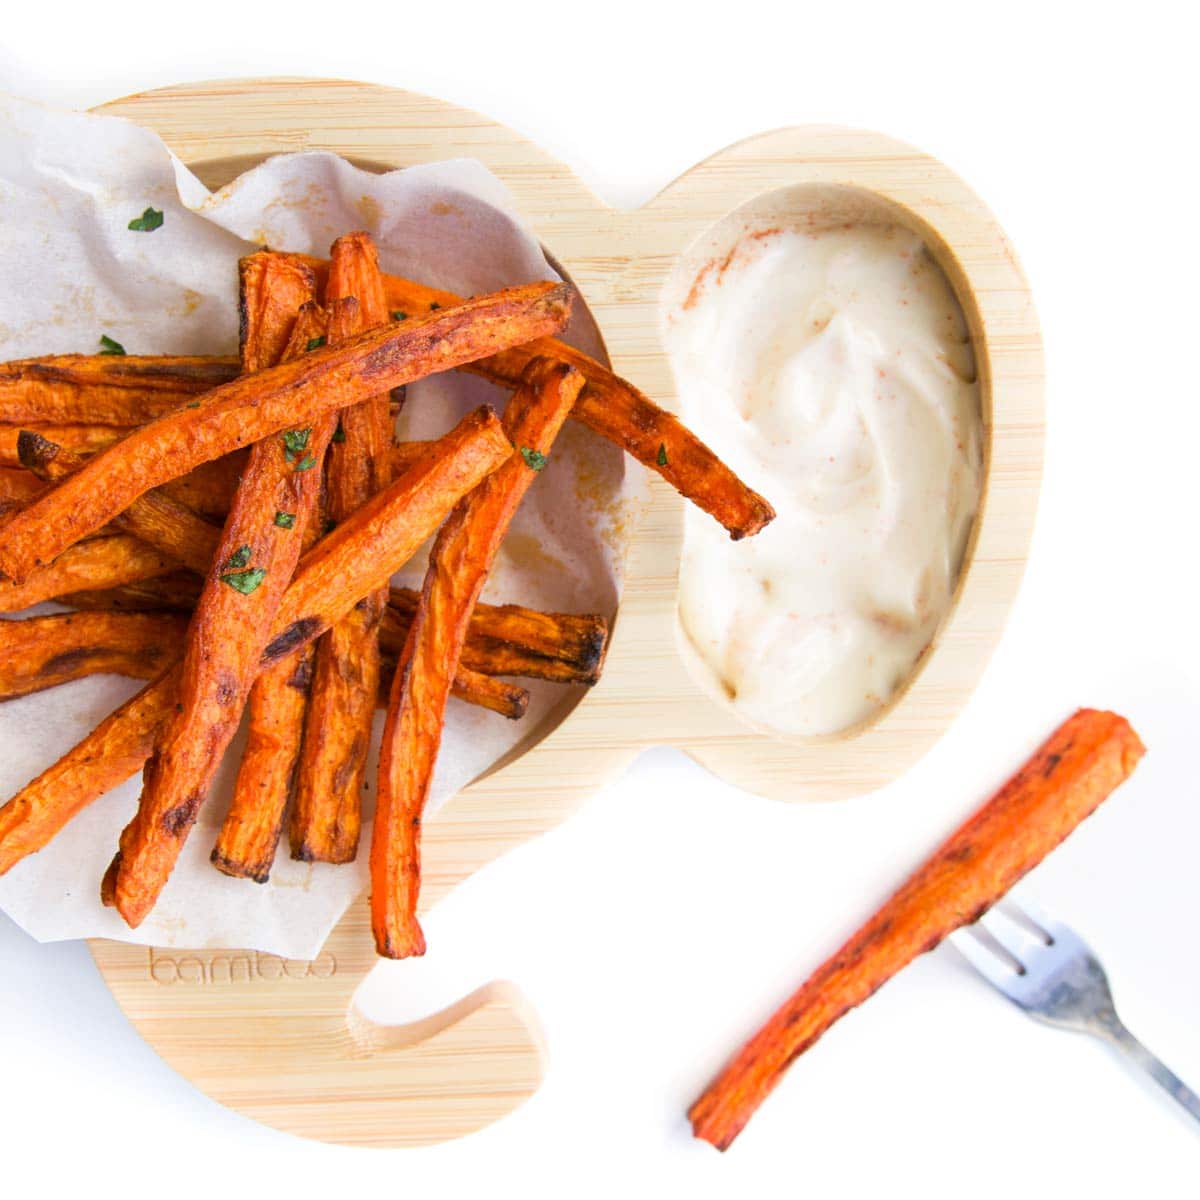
[664,194,983,737]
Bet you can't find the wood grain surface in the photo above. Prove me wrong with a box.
[87,76,1044,1148]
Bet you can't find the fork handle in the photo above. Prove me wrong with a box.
[1103,1021,1200,1126]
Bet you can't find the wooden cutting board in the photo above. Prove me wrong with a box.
[88,76,1044,1148]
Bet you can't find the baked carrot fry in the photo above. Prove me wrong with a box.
[160,454,247,518]
[0,611,188,701]
[216,248,370,881]
[0,281,571,583]
[207,260,334,884]
[0,405,512,881]
[59,573,202,613]
[1,453,242,525]
[290,233,394,865]
[0,671,178,877]
[0,355,240,425]
[0,535,177,613]
[109,253,325,922]
[381,656,528,721]
[110,404,512,925]
[17,431,222,575]
[378,603,601,686]
[386,586,609,683]
[210,646,313,882]
[373,357,585,959]
[688,708,1147,1151]
[0,467,46,519]
[0,423,123,466]
[298,256,775,540]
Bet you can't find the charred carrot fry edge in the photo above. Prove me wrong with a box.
[688,708,1146,1151]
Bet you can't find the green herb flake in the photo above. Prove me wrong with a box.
[186,401,201,409]
[657,442,669,467]
[519,446,547,472]
[332,423,346,444]
[98,334,126,356]
[127,207,164,232]
[294,453,317,472]
[306,336,326,352]
[274,511,296,529]
[391,310,408,321]
[282,428,311,463]
[219,567,267,595]
[224,544,252,570]
[429,301,441,311]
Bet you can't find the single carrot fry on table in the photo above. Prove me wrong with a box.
[687,708,1147,1150]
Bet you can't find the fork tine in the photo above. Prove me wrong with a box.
[949,926,1021,990]
[976,909,1046,966]
[999,895,1063,941]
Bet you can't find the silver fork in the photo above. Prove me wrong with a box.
[951,900,1200,1127]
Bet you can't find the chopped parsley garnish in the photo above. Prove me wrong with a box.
[127,207,164,232]
[332,423,346,444]
[219,567,267,594]
[429,301,441,311]
[306,336,326,352]
[274,511,296,529]
[282,428,311,463]
[657,442,669,467]
[98,334,126,356]
[186,401,201,409]
[294,453,317,471]
[391,310,408,321]
[519,446,547,471]
[224,544,252,569]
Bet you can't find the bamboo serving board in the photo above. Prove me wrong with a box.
[88,77,1044,1148]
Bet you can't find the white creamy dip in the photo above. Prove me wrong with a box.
[665,209,983,737]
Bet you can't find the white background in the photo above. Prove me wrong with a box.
[2,2,1197,1195]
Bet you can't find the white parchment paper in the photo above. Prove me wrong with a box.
[0,94,632,957]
